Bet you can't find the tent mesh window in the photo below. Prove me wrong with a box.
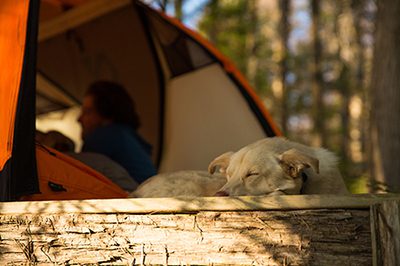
[145,10,216,77]
[36,92,69,115]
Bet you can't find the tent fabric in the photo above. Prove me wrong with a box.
[36,72,80,115]
[145,6,216,77]
[20,145,128,201]
[0,0,40,201]
[153,7,281,137]
[0,0,30,172]
[10,0,41,199]
[159,64,268,172]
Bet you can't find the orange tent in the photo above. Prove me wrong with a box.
[0,0,281,201]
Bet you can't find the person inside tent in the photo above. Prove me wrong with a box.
[78,80,157,184]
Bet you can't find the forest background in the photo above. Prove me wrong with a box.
[147,0,400,194]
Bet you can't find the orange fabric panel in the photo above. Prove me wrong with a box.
[39,0,63,22]
[42,0,87,7]
[156,11,283,136]
[0,0,30,171]
[20,145,128,201]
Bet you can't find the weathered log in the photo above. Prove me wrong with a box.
[0,194,399,265]
[0,194,399,215]
[0,210,370,265]
[371,200,400,266]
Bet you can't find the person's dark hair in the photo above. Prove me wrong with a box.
[86,80,140,130]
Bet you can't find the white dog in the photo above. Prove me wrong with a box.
[131,137,348,198]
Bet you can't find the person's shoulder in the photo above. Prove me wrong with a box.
[83,124,125,151]
[89,124,128,138]
[111,124,138,141]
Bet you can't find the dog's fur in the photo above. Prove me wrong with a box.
[130,170,226,198]
[131,137,348,198]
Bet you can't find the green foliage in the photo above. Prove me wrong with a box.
[198,0,274,94]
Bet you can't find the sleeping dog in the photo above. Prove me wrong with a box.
[130,137,348,198]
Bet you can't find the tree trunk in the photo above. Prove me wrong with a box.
[245,0,258,87]
[311,0,326,147]
[351,0,369,174]
[334,1,351,165]
[370,0,400,192]
[339,65,351,165]
[205,0,219,44]
[174,0,184,21]
[279,0,290,135]
[158,0,169,12]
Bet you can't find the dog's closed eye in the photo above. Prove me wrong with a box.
[245,171,259,178]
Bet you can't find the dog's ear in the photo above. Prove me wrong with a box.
[208,151,234,174]
[277,149,319,178]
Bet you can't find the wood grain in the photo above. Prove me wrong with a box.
[0,209,371,265]
[1,194,399,215]
[371,200,400,266]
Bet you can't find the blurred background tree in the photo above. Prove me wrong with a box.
[369,0,400,193]
[148,0,400,194]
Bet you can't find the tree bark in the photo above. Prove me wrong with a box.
[205,0,219,44]
[0,209,372,265]
[334,1,351,165]
[174,0,184,21]
[279,0,290,135]
[370,0,400,192]
[351,0,368,171]
[371,200,400,266]
[245,0,259,86]
[311,0,326,147]
[158,0,169,12]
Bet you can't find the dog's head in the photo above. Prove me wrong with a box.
[208,144,319,197]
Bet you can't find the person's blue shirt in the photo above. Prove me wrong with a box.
[81,123,157,183]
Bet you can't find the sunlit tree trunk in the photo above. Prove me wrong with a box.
[334,1,351,170]
[174,0,184,21]
[279,0,290,135]
[205,0,219,44]
[245,0,258,87]
[311,0,326,147]
[338,65,351,166]
[158,0,169,12]
[370,0,400,192]
[351,0,369,173]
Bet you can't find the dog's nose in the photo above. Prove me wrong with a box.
[215,190,229,197]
